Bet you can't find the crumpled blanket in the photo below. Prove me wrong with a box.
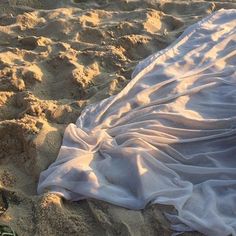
[38,9,236,236]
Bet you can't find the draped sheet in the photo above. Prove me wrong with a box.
[38,9,236,236]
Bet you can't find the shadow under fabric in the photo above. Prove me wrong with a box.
[37,9,236,236]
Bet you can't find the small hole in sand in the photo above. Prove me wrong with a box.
[19,37,38,51]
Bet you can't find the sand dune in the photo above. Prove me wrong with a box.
[0,0,236,235]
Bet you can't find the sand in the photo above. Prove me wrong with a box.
[0,0,236,235]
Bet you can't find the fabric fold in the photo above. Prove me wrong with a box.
[38,9,236,236]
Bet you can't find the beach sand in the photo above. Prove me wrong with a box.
[0,0,236,235]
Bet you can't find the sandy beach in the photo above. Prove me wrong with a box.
[0,0,236,235]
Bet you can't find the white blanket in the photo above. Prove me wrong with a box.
[38,9,236,236]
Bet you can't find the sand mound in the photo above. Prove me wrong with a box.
[0,0,235,235]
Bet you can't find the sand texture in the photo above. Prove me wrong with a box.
[0,0,236,235]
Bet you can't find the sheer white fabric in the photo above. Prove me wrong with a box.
[38,9,236,236]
